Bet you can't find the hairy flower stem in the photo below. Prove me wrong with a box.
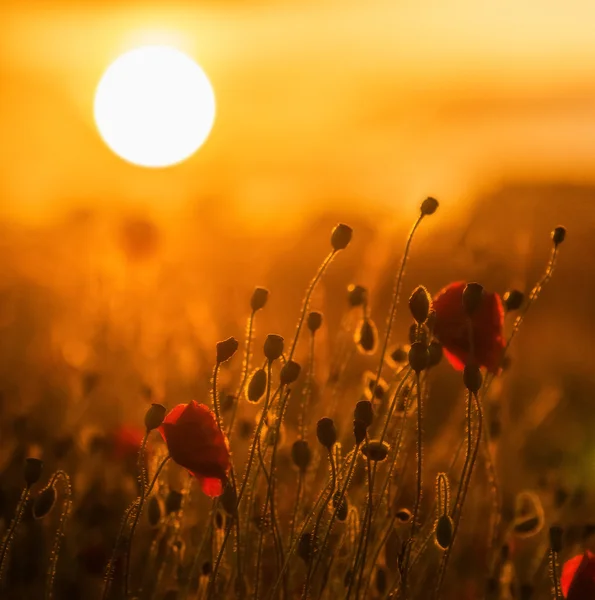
[302,450,336,599]
[124,455,170,598]
[0,486,31,586]
[549,548,562,599]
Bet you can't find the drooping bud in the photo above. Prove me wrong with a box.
[291,439,311,472]
[354,400,373,429]
[247,369,267,403]
[216,337,239,363]
[361,440,389,462]
[503,289,524,312]
[420,197,439,216]
[409,286,431,324]
[462,283,484,316]
[331,224,353,251]
[435,514,454,550]
[355,319,378,355]
[552,226,566,246]
[408,341,429,373]
[263,334,284,362]
[250,287,269,312]
[316,418,337,449]
[428,341,443,368]
[280,360,301,385]
[307,311,323,333]
[24,458,43,487]
[347,284,367,308]
[463,364,483,394]
[144,403,167,431]
[33,486,57,519]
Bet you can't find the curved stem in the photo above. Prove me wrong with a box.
[0,486,31,585]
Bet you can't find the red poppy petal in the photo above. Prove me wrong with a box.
[200,476,224,498]
[442,347,466,372]
[563,554,588,598]
[567,551,595,600]
[161,403,188,426]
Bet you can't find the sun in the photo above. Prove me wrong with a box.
[94,45,216,168]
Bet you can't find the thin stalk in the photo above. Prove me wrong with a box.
[0,486,31,585]
[549,549,561,600]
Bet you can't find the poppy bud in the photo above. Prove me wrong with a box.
[409,286,431,324]
[552,226,566,246]
[280,360,301,385]
[247,369,267,403]
[250,287,269,312]
[408,341,429,373]
[549,525,563,553]
[428,341,443,368]
[435,514,454,549]
[307,311,323,333]
[165,490,184,514]
[147,495,162,526]
[395,508,412,523]
[332,492,348,521]
[503,289,524,312]
[463,364,482,394]
[354,400,373,429]
[33,486,56,519]
[376,568,388,594]
[362,440,389,462]
[24,458,43,487]
[420,196,439,216]
[462,282,484,316]
[347,284,367,307]
[355,319,378,355]
[390,346,408,364]
[264,334,284,362]
[298,532,312,563]
[216,337,239,364]
[291,440,311,473]
[220,481,238,518]
[144,403,167,431]
[331,223,353,251]
[409,323,429,345]
[317,418,337,449]
[353,419,367,445]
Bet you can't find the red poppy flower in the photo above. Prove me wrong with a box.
[158,401,230,498]
[110,425,144,462]
[562,551,595,599]
[432,281,505,374]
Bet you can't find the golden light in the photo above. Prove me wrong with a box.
[94,45,216,168]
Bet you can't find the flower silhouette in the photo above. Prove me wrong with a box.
[158,401,231,497]
[561,551,595,599]
[432,281,505,374]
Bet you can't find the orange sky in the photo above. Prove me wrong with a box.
[2,0,595,225]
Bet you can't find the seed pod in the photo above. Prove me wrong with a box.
[280,360,301,385]
[409,286,431,324]
[317,418,337,449]
[331,223,353,251]
[220,482,238,518]
[361,440,389,462]
[428,341,443,368]
[33,486,56,519]
[24,458,43,487]
[353,419,367,445]
[216,337,239,363]
[144,403,166,431]
[435,514,454,549]
[332,492,348,522]
[347,284,367,307]
[552,226,566,246]
[355,319,377,355]
[463,364,482,394]
[165,490,184,514]
[247,369,267,403]
[291,439,311,472]
[354,400,373,429]
[503,289,524,312]
[307,311,323,333]
[549,525,563,553]
[395,508,412,524]
[264,334,284,362]
[297,532,312,563]
[147,495,162,526]
[408,341,429,373]
[390,346,408,364]
[376,567,388,594]
[250,287,269,312]
[462,283,484,316]
[420,196,439,216]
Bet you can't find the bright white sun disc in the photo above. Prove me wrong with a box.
[94,45,216,168]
